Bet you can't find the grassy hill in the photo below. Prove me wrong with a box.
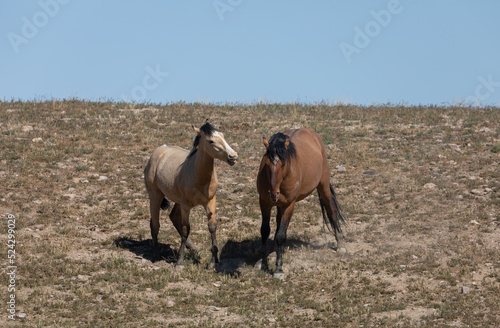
[1,100,499,327]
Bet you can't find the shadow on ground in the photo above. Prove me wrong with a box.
[217,236,312,276]
[114,237,177,263]
[114,236,318,275]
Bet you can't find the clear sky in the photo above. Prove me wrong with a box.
[1,1,500,106]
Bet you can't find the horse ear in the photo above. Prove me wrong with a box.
[192,125,200,134]
[284,137,290,149]
[262,137,269,149]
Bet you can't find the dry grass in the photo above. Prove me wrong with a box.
[0,100,499,327]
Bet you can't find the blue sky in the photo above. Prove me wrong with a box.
[1,0,500,106]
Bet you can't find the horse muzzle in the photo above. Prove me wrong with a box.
[227,154,238,166]
[268,191,280,203]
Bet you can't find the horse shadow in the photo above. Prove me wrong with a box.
[217,236,311,276]
[114,237,178,264]
[114,236,313,275]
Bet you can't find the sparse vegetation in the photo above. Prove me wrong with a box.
[0,100,499,327]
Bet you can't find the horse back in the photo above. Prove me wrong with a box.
[145,145,189,197]
[283,129,329,198]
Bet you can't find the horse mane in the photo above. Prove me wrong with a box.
[188,122,219,158]
[265,132,297,163]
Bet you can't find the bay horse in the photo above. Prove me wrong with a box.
[256,128,346,279]
[144,121,238,267]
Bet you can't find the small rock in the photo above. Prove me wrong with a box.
[363,170,378,176]
[34,224,45,230]
[469,220,480,225]
[76,275,89,281]
[32,137,43,143]
[63,194,77,200]
[98,176,108,181]
[207,306,221,311]
[17,313,27,319]
[424,183,437,190]
[470,189,485,195]
[336,165,346,172]
[166,300,175,308]
[461,286,470,294]
[22,126,34,132]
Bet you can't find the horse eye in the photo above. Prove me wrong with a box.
[209,140,214,144]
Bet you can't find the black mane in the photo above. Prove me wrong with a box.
[265,132,297,163]
[188,122,219,158]
[199,121,218,136]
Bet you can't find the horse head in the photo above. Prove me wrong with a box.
[193,122,238,166]
[262,132,296,202]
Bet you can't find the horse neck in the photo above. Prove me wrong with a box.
[280,159,296,184]
[192,146,215,184]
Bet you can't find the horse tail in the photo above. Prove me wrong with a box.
[318,184,345,233]
[160,198,171,210]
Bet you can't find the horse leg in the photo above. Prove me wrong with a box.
[256,196,272,272]
[169,204,197,254]
[317,182,346,253]
[274,202,295,280]
[205,196,219,269]
[148,190,164,262]
[169,204,191,266]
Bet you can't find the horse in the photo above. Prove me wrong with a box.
[256,128,346,279]
[144,121,238,268]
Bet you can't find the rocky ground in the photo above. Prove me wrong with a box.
[0,101,498,327]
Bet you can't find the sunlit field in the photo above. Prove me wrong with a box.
[1,100,498,327]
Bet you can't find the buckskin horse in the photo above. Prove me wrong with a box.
[256,128,346,279]
[144,121,238,267]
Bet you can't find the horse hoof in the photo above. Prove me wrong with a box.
[209,262,218,270]
[273,272,285,281]
[255,259,270,271]
[337,245,347,254]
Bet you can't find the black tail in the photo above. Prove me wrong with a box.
[318,184,346,233]
[160,198,171,210]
